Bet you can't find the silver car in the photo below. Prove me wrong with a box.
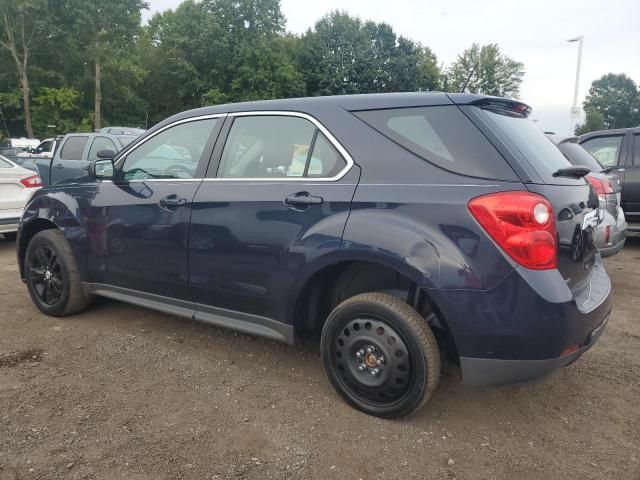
[0,155,42,240]
[548,135,627,257]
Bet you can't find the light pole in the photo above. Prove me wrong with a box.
[568,35,584,135]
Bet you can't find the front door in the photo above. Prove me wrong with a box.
[188,113,358,336]
[86,115,223,303]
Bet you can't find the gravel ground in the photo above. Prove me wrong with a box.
[0,235,639,480]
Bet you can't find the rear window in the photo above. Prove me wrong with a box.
[118,136,136,147]
[0,156,13,168]
[482,109,572,180]
[354,106,517,180]
[580,136,623,167]
[557,141,603,172]
[59,136,89,160]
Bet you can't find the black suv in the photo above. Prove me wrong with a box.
[18,93,612,418]
[580,127,640,229]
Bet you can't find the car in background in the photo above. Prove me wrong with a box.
[33,132,141,187]
[18,93,612,418]
[548,134,627,257]
[579,127,640,231]
[0,155,41,240]
[7,137,40,150]
[98,126,145,136]
[17,137,58,159]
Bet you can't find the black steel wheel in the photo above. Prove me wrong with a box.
[321,292,440,418]
[24,229,90,317]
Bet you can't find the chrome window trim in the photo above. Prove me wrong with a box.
[211,111,354,182]
[112,110,354,183]
[114,114,228,168]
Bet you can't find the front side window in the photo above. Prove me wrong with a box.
[88,137,118,161]
[59,136,89,160]
[216,115,347,179]
[120,118,218,181]
[38,140,52,153]
[581,136,623,167]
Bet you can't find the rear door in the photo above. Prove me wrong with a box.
[50,135,90,185]
[188,112,358,333]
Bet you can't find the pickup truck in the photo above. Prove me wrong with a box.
[33,132,138,187]
[580,127,640,231]
[17,137,59,159]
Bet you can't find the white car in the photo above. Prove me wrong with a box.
[0,155,42,240]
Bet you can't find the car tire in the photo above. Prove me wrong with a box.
[321,292,440,418]
[24,229,90,317]
[3,232,17,241]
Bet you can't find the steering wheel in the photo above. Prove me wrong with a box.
[164,163,194,178]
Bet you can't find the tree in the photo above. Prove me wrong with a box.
[574,108,605,136]
[0,0,49,138]
[299,11,440,96]
[582,73,640,130]
[446,43,524,98]
[62,0,148,129]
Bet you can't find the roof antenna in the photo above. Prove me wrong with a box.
[461,61,479,93]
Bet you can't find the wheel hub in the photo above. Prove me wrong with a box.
[356,345,385,375]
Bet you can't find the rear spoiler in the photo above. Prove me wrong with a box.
[469,98,532,119]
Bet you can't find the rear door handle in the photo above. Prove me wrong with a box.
[160,194,187,209]
[284,192,324,207]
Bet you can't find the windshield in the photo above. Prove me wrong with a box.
[557,141,603,172]
[482,109,572,181]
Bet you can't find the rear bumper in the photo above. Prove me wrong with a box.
[0,215,21,234]
[433,257,612,387]
[459,315,608,386]
[599,236,626,258]
[596,208,627,258]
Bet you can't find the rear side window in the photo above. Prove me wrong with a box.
[59,136,89,160]
[0,156,13,168]
[354,106,516,180]
[580,136,623,167]
[216,115,347,179]
[634,135,640,165]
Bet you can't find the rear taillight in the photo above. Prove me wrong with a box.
[20,174,42,188]
[586,175,613,203]
[468,192,557,270]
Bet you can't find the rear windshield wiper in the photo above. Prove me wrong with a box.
[552,166,590,179]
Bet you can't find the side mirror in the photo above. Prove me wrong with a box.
[88,159,114,179]
[97,149,116,159]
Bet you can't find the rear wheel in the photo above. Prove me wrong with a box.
[25,229,90,316]
[321,292,440,418]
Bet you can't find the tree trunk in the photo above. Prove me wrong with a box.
[94,59,102,130]
[20,72,34,138]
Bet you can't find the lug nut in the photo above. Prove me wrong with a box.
[356,350,363,358]
[371,368,380,376]
[366,346,373,354]
[358,363,366,371]
[376,358,384,366]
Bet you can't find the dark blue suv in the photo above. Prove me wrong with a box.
[17,93,612,418]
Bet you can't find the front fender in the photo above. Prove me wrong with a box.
[18,185,98,280]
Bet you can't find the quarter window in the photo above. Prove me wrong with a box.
[580,136,623,167]
[216,115,347,179]
[120,118,218,181]
[59,136,89,160]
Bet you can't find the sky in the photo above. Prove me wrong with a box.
[143,0,640,135]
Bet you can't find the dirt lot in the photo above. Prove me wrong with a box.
[0,236,639,480]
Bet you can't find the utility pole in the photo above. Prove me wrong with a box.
[568,36,584,135]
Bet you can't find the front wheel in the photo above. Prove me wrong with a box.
[24,229,90,316]
[321,292,440,418]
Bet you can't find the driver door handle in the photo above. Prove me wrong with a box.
[160,194,187,209]
[284,191,324,207]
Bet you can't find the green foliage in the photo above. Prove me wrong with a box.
[582,73,640,130]
[298,11,440,96]
[31,87,83,135]
[446,43,524,98]
[575,108,606,136]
